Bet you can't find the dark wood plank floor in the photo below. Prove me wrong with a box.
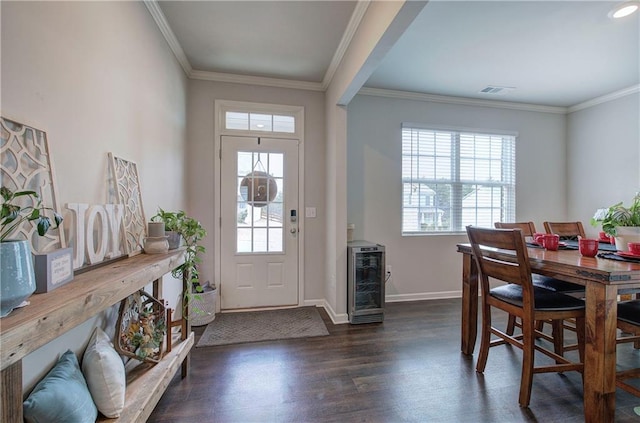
[148,299,640,423]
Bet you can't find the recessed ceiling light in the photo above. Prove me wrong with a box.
[609,2,639,19]
[256,124,265,128]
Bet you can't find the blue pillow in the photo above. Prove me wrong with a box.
[23,349,98,423]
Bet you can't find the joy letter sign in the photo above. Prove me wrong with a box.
[66,203,126,269]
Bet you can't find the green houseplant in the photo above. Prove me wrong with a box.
[151,208,209,318]
[1,187,63,241]
[150,207,182,249]
[1,186,63,316]
[591,192,640,251]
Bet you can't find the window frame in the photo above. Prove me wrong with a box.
[218,101,302,139]
[401,123,517,236]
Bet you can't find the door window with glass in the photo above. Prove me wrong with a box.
[236,151,284,253]
[401,124,516,235]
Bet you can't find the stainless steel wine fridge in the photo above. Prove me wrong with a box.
[347,241,385,324]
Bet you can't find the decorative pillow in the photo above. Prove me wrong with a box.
[81,327,126,418]
[23,349,97,423]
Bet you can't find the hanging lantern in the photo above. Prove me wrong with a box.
[240,171,277,208]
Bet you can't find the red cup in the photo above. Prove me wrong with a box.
[533,232,545,245]
[598,231,610,242]
[628,242,640,255]
[579,238,599,257]
[542,234,560,251]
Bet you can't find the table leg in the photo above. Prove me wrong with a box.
[461,253,478,355]
[583,282,617,423]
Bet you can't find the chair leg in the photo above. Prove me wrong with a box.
[519,319,535,408]
[476,301,492,373]
[575,316,585,365]
[506,314,517,335]
[551,319,565,362]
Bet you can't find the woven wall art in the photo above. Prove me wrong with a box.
[0,117,65,253]
[109,153,146,256]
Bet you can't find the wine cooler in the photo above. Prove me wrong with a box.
[347,240,385,324]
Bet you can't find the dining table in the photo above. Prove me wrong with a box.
[457,240,640,423]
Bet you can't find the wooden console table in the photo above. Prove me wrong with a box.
[0,249,192,423]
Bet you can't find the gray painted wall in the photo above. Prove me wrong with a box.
[567,93,640,233]
[2,1,188,390]
[347,94,567,299]
[186,79,327,303]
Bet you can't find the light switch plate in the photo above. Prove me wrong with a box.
[305,207,316,218]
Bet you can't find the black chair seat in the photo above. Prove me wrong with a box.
[618,300,640,325]
[490,284,585,311]
[532,275,584,294]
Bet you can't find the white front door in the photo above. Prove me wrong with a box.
[220,135,299,309]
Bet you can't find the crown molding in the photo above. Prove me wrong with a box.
[358,87,568,114]
[321,1,371,90]
[189,70,324,91]
[144,0,192,76]
[568,84,640,113]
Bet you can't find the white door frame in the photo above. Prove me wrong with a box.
[214,100,305,308]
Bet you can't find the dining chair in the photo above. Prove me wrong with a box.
[494,222,585,343]
[466,226,585,407]
[494,221,536,239]
[616,300,640,396]
[543,221,586,241]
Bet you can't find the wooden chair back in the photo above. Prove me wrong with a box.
[466,226,534,301]
[494,221,537,238]
[543,221,586,240]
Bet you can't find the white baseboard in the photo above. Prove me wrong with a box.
[304,299,349,324]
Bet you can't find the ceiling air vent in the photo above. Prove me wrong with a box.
[479,85,515,95]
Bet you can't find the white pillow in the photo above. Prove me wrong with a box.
[81,327,126,418]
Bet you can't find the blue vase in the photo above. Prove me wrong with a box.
[1,240,36,317]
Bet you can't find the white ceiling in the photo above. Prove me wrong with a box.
[157,0,640,107]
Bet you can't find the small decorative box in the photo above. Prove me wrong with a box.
[33,247,74,293]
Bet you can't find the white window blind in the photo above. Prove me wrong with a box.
[401,125,516,235]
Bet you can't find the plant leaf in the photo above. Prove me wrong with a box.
[37,217,51,236]
[29,208,40,220]
[13,190,39,199]
[53,212,63,227]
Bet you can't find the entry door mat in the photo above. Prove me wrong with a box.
[196,307,329,347]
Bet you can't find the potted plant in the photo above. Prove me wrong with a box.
[1,187,63,316]
[150,208,182,250]
[152,208,211,319]
[591,192,640,251]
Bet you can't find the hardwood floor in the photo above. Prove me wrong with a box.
[148,299,640,423]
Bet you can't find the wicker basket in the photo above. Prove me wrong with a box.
[190,285,217,326]
[115,290,166,363]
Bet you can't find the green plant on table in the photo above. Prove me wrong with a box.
[1,186,63,242]
[151,207,182,232]
[591,192,640,236]
[152,208,208,315]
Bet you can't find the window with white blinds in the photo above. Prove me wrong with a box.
[401,125,516,235]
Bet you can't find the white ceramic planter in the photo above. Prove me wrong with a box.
[614,226,640,251]
[143,236,169,254]
[190,285,217,326]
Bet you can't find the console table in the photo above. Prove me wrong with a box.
[0,249,192,423]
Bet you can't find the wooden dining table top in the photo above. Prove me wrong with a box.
[457,242,640,286]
